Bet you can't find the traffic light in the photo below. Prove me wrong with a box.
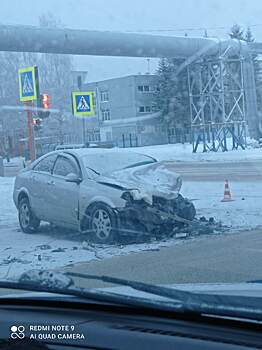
[32,118,42,131]
[37,93,50,118]
[42,94,49,110]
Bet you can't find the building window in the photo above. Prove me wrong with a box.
[139,106,153,113]
[169,128,175,136]
[102,109,110,121]
[100,90,109,102]
[137,85,150,92]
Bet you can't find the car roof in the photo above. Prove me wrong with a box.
[61,148,157,160]
[55,144,85,150]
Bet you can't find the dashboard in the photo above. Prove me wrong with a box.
[0,298,262,350]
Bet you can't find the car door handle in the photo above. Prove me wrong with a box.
[47,180,55,185]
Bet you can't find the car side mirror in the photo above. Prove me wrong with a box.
[65,173,82,184]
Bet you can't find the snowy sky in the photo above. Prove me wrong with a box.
[1,0,262,81]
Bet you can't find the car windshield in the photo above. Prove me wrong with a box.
[1,0,262,336]
[81,152,156,174]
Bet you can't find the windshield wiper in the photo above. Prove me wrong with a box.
[1,271,262,322]
[0,278,184,314]
[123,161,155,169]
[66,272,262,322]
[86,166,100,175]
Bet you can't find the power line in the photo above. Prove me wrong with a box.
[123,23,262,34]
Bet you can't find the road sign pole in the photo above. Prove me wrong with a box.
[71,91,94,143]
[26,102,35,161]
[77,77,87,144]
[18,65,39,161]
[82,118,86,143]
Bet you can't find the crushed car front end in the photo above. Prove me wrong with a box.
[89,160,196,238]
[116,191,196,238]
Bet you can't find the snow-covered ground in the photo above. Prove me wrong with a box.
[127,142,262,162]
[0,176,261,279]
[3,156,25,166]
[183,181,262,229]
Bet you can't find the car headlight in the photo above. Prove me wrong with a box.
[121,191,133,201]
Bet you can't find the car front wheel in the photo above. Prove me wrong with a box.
[89,204,118,244]
[18,197,40,233]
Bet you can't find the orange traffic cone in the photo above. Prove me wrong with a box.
[221,180,233,202]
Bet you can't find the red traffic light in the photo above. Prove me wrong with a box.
[42,94,49,109]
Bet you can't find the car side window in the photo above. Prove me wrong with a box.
[53,156,79,177]
[33,154,57,173]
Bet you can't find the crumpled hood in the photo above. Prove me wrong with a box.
[97,161,182,204]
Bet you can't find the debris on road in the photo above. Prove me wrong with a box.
[0,257,31,266]
[51,248,67,253]
[36,244,52,251]
[175,232,188,239]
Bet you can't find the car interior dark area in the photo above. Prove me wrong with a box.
[1,0,262,349]
[1,293,262,350]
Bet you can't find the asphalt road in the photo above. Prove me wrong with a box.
[65,228,262,288]
[172,160,262,181]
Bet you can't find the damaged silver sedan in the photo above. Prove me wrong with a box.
[13,149,196,243]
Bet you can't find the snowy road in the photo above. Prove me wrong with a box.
[0,175,262,280]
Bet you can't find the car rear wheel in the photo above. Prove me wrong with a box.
[89,204,118,244]
[18,197,40,234]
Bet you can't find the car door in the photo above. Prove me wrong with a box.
[46,154,81,228]
[29,153,58,220]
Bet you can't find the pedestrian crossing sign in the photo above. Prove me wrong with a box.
[72,91,94,116]
[18,66,39,102]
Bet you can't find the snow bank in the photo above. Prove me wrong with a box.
[126,141,262,163]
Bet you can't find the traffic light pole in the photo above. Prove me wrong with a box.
[25,101,35,161]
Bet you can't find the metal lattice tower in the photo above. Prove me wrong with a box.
[187,54,248,152]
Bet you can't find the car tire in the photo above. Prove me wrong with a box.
[18,197,40,234]
[89,203,118,244]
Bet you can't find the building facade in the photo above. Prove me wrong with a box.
[84,74,168,147]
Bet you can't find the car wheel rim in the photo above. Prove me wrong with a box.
[92,209,112,240]
[20,203,30,228]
